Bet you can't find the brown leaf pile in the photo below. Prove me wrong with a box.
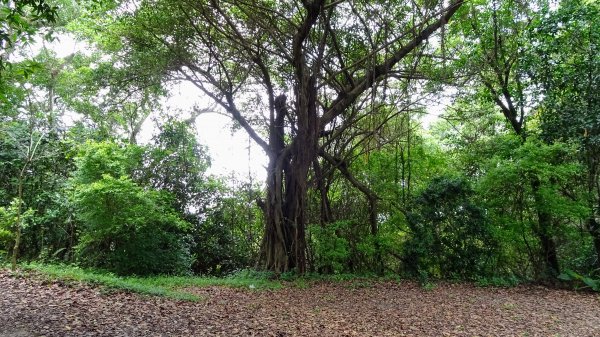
[1,271,599,336]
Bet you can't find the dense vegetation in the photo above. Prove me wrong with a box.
[0,0,598,289]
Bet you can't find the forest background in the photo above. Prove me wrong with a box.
[0,0,598,288]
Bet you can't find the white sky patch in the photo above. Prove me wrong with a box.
[146,81,268,182]
[195,113,267,182]
[50,34,90,58]
[16,33,91,61]
[420,88,456,129]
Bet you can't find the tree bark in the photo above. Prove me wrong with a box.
[313,158,333,226]
[260,84,319,273]
[531,176,560,276]
[587,217,600,270]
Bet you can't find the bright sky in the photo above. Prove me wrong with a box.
[152,82,268,182]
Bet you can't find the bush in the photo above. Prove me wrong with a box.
[309,221,351,274]
[73,175,192,275]
[71,141,192,275]
[403,176,497,279]
[558,270,600,292]
[0,198,35,260]
[191,182,263,275]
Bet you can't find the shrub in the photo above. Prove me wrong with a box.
[0,198,35,260]
[403,176,497,279]
[309,221,351,274]
[73,174,192,275]
[71,141,192,275]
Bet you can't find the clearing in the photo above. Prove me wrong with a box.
[1,270,599,336]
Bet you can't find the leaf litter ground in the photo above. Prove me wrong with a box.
[1,270,599,336]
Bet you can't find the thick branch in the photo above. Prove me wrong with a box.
[321,0,464,126]
[319,151,379,202]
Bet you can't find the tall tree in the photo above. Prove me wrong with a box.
[532,0,600,269]
[453,0,562,276]
[106,0,464,272]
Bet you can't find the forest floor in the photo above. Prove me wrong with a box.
[1,269,600,337]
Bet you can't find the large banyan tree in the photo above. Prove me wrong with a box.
[114,0,464,272]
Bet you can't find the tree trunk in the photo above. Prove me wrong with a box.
[11,175,24,270]
[260,83,319,273]
[313,159,333,226]
[10,200,22,270]
[368,196,384,276]
[585,156,600,270]
[531,177,560,276]
[587,217,600,270]
[254,0,464,274]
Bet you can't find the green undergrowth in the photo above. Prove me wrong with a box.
[11,263,283,301]
[3,262,530,302]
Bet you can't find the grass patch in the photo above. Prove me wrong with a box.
[15,263,282,301]
[292,278,309,289]
[142,271,283,291]
[6,262,529,301]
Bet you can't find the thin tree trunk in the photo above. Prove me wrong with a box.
[531,177,560,276]
[587,217,600,270]
[313,159,333,226]
[11,131,43,270]
[10,177,24,270]
[368,196,384,275]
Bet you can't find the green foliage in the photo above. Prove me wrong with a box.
[557,229,598,275]
[19,263,282,301]
[533,0,600,149]
[404,176,497,279]
[140,119,257,276]
[0,0,597,282]
[143,119,212,213]
[0,203,18,251]
[192,186,261,275]
[479,137,586,217]
[309,221,352,274]
[0,198,35,258]
[0,117,76,261]
[0,0,58,74]
[475,275,521,288]
[531,1,600,267]
[558,269,600,292]
[478,136,589,275]
[72,140,143,185]
[71,141,192,275]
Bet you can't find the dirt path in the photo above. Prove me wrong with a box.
[1,271,599,336]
